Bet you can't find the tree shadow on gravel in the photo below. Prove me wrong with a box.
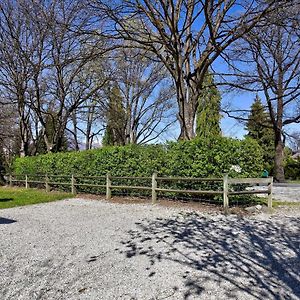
[118,212,300,300]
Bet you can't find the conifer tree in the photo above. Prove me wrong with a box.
[196,72,222,139]
[246,95,274,171]
[102,85,126,146]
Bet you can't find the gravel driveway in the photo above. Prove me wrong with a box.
[0,199,299,300]
[272,186,300,202]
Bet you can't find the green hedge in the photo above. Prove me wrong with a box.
[14,137,263,178]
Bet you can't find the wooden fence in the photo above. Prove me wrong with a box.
[6,173,273,212]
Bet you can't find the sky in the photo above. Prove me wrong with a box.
[221,92,300,140]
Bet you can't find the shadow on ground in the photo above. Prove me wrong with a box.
[0,198,13,202]
[118,212,300,299]
[0,217,16,224]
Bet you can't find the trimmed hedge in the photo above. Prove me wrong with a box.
[14,137,263,178]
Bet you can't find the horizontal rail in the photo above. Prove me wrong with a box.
[229,190,269,195]
[228,178,273,184]
[156,177,223,182]
[47,175,71,178]
[10,173,42,177]
[111,176,151,180]
[74,183,106,188]
[48,182,71,186]
[26,180,45,184]
[111,185,152,191]
[155,188,223,195]
[74,175,106,179]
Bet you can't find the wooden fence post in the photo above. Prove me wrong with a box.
[268,177,273,212]
[152,172,157,204]
[25,175,29,189]
[223,174,229,214]
[71,174,76,195]
[106,172,111,200]
[45,174,50,192]
[9,174,12,187]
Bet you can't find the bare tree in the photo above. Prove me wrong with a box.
[66,51,112,150]
[91,0,289,140]
[110,47,176,144]
[0,100,19,171]
[0,0,34,156]
[222,5,300,181]
[25,0,110,153]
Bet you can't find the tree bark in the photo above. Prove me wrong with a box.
[274,131,285,182]
[176,81,197,140]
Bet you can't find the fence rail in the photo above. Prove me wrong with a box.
[5,173,273,212]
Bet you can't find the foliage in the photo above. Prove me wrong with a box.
[245,96,274,172]
[102,85,126,146]
[14,137,263,179]
[0,187,72,209]
[196,72,222,139]
[285,157,300,180]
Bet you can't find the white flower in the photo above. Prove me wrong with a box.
[230,165,242,173]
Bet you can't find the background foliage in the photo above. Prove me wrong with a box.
[285,157,300,180]
[245,96,274,173]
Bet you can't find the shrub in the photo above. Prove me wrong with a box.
[285,156,300,180]
[14,137,263,178]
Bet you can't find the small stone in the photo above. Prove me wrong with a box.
[245,206,257,213]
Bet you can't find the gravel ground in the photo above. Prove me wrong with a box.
[0,198,300,300]
[248,185,300,202]
[272,186,300,202]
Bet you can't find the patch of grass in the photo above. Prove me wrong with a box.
[287,180,300,184]
[272,201,300,208]
[0,186,73,209]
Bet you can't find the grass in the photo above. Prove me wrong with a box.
[0,186,73,209]
[272,201,300,208]
[287,180,300,184]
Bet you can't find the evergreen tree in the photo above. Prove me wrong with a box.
[196,72,222,139]
[102,85,126,146]
[246,95,274,171]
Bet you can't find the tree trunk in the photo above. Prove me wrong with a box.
[178,114,195,140]
[18,94,30,157]
[176,82,197,140]
[71,112,80,151]
[274,132,285,182]
[19,122,30,157]
[43,134,54,153]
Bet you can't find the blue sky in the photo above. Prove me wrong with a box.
[220,91,300,140]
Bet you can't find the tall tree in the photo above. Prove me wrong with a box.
[102,85,126,146]
[246,96,274,172]
[0,0,34,156]
[196,72,221,139]
[223,4,300,181]
[93,0,289,140]
[0,100,19,171]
